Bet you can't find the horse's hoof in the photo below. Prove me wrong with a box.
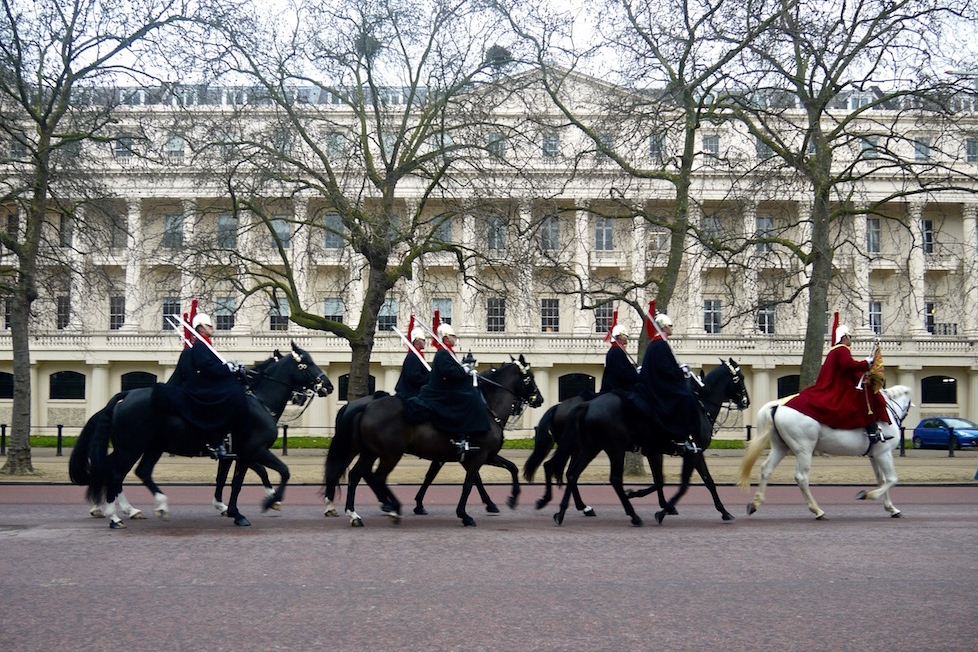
[582,506,596,517]
[506,496,517,510]
[746,504,757,516]
[109,519,126,529]
[486,504,500,514]
[154,509,169,521]
[535,499,549,510]
[350,517,364,527]
[625,489,635,498]
[89,506,104,518]
[891,511,903,518]
[261,496,279,512]
[269,501,282,511]
[631,516,644,527]
[413,506,428,515]
[855,490,868,501]
[655,510,666,525]
[667,507,679,516]
[381,503,393,513]
[815,513,827,520]
[461,517,476,527]
[128,510,146,520]
[721,512,735,521]
[323,508,338,517]
[553,512,564,526]
[234,515,251,526]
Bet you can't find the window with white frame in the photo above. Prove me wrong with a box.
[216,296,236,330]
[325,132,345,158]
[869,300,882,335]
[487,133,506,159]
[866,217,881,253]
[2,296,10,329]
[109,213,127,249]
[755,216,774,252]
[270,216,290,249]
[922,219,935,254]
[163,213,183,249]
[649,132,665,160]
[594,303,614,334]
[57,295,70,330]
[542,132,560,158]
[755,136,774,159]
[59,214,73,248]
[114,134,134,158]
[702,134,719,156]
[594,217,614,251]
[323,297,344,324]
[9,136,28,160]
[702,215,721,241]
[967,138,978,163]
[924,301,935,334]
[109,295,126,330]
[914,137,931,161]
[432,297,452,325]
[433,215,452,243]
[757,304,776,335]
[269,297,289,331]
[487,297,506,332]
[704,299,722,334]
[162,298,180,330]
[378,298,397,331]
[217,213,237,248]
[323,212,344,249]
[540,215,559,251]
[165,134,185,159]
[649,228,670,252]
[541,298,559,333]
[487,216,506,250]
[861,136,880,160]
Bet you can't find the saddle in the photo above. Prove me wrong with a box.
[402,396,432,425]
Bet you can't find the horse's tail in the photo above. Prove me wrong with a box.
[523,404,558,482]
[322,398,366,496]
[550,402,589,486]
[68,406,102,486]
[738,403,776,489]
[84,392,128,505]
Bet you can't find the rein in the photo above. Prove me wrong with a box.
[245,357,324,422]
[478,365,537,427]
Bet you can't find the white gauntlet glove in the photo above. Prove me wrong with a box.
[226,361,240,374]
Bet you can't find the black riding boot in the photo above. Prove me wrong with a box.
[207,437,236,460]
[450,435,479,460]
[865,422,892,444]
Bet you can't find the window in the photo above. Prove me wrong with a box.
[966,138,978,163]
[0,371,13,399]
[487,133,506,159]
[702,134,719,156]
[59,214,73,248]
[542,132,560,158]
[325,132,345,158]
[757,304,776,335]
[558,373,596,402]
[323,297,344,324]
[487,298,506,332]
[755,216,774,252]
[755,136,773,159]
[921,375,957,404]
[269,297,289,331]
[649,133,665,160]
[777,375,800,398]
[594,303,614,334]
[114,134,134,158]
[914,137,930,161]
[109,214,128,248]
[922,219,935,254]
[861,136,879,160]
[378,298,397,331]
[337,373,376,401]
[5,211,18,239]
[49,371,85,400]
[162,298,180,330]
[121,371,157,392]
[594,131,613,158]
[270,216,290,249]
[217,213,237,248]
[850,94,871,110]
[163,213,183,249]
[540,215,559,251]
[271,128,292,156]
[487,216,506,250]
[109,296,126,330]
[432,297,452,325]
[433,215,452,243]
[541,298,559,333]
[216,296,236,330]
[2,296,10,329]
[594,217,614,251]
[57,295,70,330]
[323,212,344,249]
[704,299,722,334]
[869,300,882,335]
[649,228,670,252]
[924,301,936,334]
[165,134,185,159]
[9,137,28,160]
[702,215,721,241]
[866,217,881,253]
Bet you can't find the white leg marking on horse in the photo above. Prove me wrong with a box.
[153,492,169,520]
[323,499,338,517]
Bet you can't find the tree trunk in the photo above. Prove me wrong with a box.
[1,291,35,475]
[624,451,646,477]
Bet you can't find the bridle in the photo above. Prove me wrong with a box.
[477,359,543,424]
[698,361,750,433]
[246,351,331,421]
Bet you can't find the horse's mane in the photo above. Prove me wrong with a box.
[252,355,279,373]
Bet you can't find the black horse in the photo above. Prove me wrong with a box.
[323,355,544,527]
[522,394,594,515]
[554,359,750,526]
[70,342,332,527]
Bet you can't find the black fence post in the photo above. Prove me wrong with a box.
[899,426,905,457]
[1,423,6,456]
[948,426,955,457]
[745,424,752,442]
[281,424,288,456]
[56,424,63,457]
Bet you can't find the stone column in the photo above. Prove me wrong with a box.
[907,202,929,336]
[961,204,978,338]
[852,211,872,337]
[120,199,142,331]
[686,203,705,335]
[741,200,759,336]
[573,205,592,334]
[293,197,311,309]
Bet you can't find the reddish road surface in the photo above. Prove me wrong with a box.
[1,482,975,652]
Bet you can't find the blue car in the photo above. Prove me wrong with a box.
[911,417,978,450]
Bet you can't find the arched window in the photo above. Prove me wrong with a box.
[49,370,86,400]
[338,374,376,402]
[0,371,13,399]
[777,375,800,398]
[558,373,595,401]
[921,375,957,404]
[121,371,157,392]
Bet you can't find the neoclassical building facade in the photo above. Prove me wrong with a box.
[2,79,977,439]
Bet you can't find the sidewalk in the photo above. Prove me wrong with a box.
[3,446,977,486]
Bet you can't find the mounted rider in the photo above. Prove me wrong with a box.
[784,315,892,443]
[630,311,709,454]
[395,328,431,399]
[412,323,490,457]
[600,324,639,394]
[155,312,248,460]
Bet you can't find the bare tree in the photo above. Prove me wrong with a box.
[0,0,197,474]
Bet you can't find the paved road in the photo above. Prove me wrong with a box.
[1,483,975,652]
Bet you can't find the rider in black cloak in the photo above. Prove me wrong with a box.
[394,328,430,399]
[600,323,639,394]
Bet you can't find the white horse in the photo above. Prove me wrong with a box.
[738,385,913,519]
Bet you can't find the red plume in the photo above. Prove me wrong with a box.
[603,309,618,342]
[431,309,443,350]
[183,298,199,348]
[830,311,839,346]
[407,314,415,341]
[644,299,657,339]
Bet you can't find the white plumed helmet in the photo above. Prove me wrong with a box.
[437,323,455,338]
[192,313,213,329]
[611,324,628,338]
[654,313,673,328]
[410,329,425,343]
[834,324,851,345]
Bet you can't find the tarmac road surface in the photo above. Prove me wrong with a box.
[1,483,975,652]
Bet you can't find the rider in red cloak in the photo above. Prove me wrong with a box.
[784,319,892,443]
